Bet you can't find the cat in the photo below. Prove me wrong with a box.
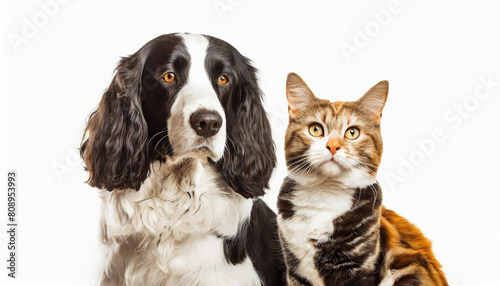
[277,73,448,286]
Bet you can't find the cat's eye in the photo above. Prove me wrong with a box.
[218,75,228,84]
[309,124,324,137]
[163,72,175,83]
[345,127,360,140]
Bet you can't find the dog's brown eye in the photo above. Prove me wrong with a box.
[163,72,175,83]
[218,75,228,84]
[345,127,360,140]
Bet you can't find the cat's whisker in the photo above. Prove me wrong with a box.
[287,157,310,167]
[354,165,373,178]
[352,159,379,170]
[290,160,318,177]
[288,161,311,174]
[288,157,310,168]
[304,163,318,175]
[287,157,309,168]
[367,184,379,209]
[297,164,317,176]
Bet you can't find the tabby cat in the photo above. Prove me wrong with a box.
[277,73,448,286]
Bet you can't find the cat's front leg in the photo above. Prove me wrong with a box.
[287,274,312,286]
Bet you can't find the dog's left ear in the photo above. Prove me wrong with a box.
[80,52,150,191]
[217,60,277,199]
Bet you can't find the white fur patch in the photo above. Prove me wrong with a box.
[378,250,422,286]
[168,34,226,161]
[278,180,356,286]
[100,160,260,286]
[378,271,396,286]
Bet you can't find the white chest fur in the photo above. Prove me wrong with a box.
[278,180,356,286]
[100,159,261,286]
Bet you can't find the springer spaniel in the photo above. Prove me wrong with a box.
[80,33,286,286]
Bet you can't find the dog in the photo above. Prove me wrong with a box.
[80,33,286,286]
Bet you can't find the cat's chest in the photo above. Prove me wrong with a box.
[280,184,355,238]
[278,184,355,284]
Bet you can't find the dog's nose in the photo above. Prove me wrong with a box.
[190,110,223,138]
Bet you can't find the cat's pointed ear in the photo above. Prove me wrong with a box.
[286,73,317,117]
[357,80,389,122]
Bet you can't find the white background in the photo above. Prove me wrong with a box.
[1,0,499,285]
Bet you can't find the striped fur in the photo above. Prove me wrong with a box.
[277,73,448,286]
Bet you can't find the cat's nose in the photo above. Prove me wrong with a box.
[327,138,342,155]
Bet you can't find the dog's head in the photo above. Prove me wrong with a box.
[80,33,276,198]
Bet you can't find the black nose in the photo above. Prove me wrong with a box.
[190,110,223,138]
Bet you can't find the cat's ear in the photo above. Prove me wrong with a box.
[357,80,388,122]
[286,73,317,117]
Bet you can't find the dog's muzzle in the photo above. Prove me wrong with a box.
[190,109,222,138]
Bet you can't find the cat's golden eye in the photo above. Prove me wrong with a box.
[345,127,360,140]
[163,72,175,83]
[218,75,228,84]
[309,124,324,137]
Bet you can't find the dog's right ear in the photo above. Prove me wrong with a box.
[80,53,150,191]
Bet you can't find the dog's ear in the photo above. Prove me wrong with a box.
[217,59,277,199]
[80,53,149,191]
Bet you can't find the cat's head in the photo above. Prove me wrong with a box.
[285,73,388,188]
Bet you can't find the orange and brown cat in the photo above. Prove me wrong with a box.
[277,73,448,286]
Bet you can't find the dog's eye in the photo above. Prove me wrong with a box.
[163,72,175,83]
[218,75,228,84]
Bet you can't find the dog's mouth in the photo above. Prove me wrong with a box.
[194,145,214,155]
[169,146,217,165]
[168,127,225,163]
[184,145,218,162]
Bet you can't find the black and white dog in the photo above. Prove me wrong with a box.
[80,33,285,285]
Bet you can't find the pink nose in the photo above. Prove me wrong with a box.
[326,138,341,155]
